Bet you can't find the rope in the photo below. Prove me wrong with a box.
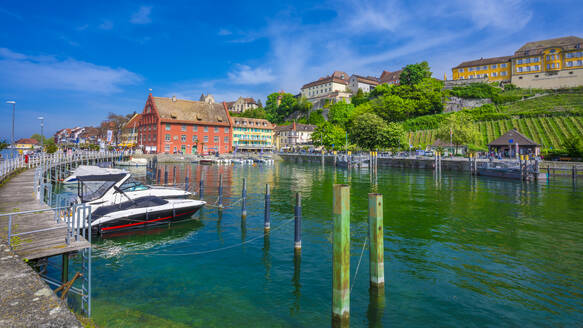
[119,217,294,257]
[351,236,368,293]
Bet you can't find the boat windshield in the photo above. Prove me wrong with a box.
[78,173,126,203]
[120,178,149,192]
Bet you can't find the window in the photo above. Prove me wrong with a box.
[214,127,219,133]
[224,136,229,144]
[204,126,208,132]
[547,64,550,70]
[193,125,198,132]
[181,145,186,153]
[173,147,177,153]
[501,71,507,76]
[204,136,208,143]
[526,66,531,72]
[214,136,219,143]
[459,68,464,72]
[535,65,540,70]
[517,59,523,64]
[492,72,497,77]
[165,124,171,131]
[501,63,507,68]
[567,61,573,67]
[517,67,523,72]
[181,135,186,142]
[482,65,487,70]
[578,60,582,66]
[181,125,186,132]
[164,144,170,152]
[224,127,229,133]
[192,135,198,142]
[491,64,496,69]
[165,134,171,142]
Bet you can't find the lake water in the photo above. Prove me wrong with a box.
[50,161,583,327]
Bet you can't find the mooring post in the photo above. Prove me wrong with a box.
[368,193,385,290]
[573,165,577,182]
[468,154,472,175]
[218,174,223,208]
[332,184,350,325]
[156,168,161,185]
[185,175,189,191]
[62,253,69,284]
[241,178,247,219]
[294,192,302,251]
[264,184,271,231]
[164,169,168,185]
[173,166,177,185]
[199,175,205,200]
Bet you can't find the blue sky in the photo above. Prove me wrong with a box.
[0,0,581,139]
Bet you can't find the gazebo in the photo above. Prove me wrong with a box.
[488,129,540,158]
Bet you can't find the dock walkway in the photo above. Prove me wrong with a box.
[0,170,90,260]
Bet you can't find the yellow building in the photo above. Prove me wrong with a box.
[511,36,583,89]
[451,56,512,82]
[120,113,141,148]
[232,117,274,151]
[451,36,583,89]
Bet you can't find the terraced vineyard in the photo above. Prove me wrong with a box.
[407,116,583,149]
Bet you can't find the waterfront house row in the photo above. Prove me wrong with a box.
[136,94,275,154]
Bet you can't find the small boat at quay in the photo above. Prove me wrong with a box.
[76,172,204,234]
[115,157,148,167]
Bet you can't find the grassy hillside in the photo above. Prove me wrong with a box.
[405,90,583,150]
[408,116,583,150]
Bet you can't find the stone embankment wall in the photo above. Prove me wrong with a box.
[445,96,492,113]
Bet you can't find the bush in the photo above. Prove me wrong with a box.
[450,83,500,99]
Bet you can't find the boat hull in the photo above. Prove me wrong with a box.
[93,203,204,235]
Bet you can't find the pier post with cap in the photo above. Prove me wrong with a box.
[264,184,270,231]
[368,193,385,290]
[294,192,302,251]
[241,178,247,219]
[332,184,350,325]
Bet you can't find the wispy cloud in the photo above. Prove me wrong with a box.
[0,7,23,21]
[130,6,152,24]
[218,28,232,36]
[0,48,142,94]
[457,0,532,30]
[228,65,276,85]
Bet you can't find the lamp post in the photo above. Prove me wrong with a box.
[6,101,15,157]
[37,116,44,152]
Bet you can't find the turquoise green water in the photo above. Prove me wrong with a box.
[58,162,583,327]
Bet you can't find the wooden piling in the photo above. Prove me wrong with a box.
[218,174,223,208]
[156,168,161,185]
[199,175,205,200]
[164,169,168,185]
[368,193,385,290]
[294,192,302,250]
[61,253,69,284]
[332,184,350,325]
[241,178,247,219]
[264,184,270,231]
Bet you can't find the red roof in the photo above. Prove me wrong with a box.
[16,138,39,145]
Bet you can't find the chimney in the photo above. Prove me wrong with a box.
[172,95,176,102]
[292,121,296,130]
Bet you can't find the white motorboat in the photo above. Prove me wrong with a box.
[77,174,204,234]
[115,157,148,166]
[63,165,124,184]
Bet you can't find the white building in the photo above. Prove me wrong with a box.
[348,75,379,94]
[227,97,259,113]
[300,71,352,111]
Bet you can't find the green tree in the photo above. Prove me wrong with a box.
[369,83,393,98]
[231,107,268,119]
[45,143,58,153]
[400,61,432,86]
[435,113,479,148]
[328,101,354,128]
[562,135,583,157]
[265,92,298,124]
[306,109,325,125]
[312,122,346,149]
[0,140,8,150]
[350,113,404,150]
[351,88,369,106]
[371,94,415,122]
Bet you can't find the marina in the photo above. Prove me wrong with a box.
[27,159,583,327]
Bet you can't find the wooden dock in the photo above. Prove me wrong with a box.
[0,170,90,260]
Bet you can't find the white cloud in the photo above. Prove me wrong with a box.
[0,48,142,94]
[227,65,276,85]
[130,6,152,24]
[218,28,232,36]
[456,0,532,30]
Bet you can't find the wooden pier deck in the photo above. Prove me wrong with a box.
[0,170,90,260]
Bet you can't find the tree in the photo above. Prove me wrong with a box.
[435,113,479,147]
[0,140,8,150]
[293,96,313,114]
[265,92,298,124]
[328,101,354,128]
[257,99,263,108]
[312,122,346,150]
[30,134,50,145]
[306,109,325,125]
[371,94,415,122]
[351,88,369,106]
[562,135,583,157]
[400,61,432,86]
[231,107,268,119]
[350,113,404,150]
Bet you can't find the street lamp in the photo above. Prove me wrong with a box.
[37,116,44,152]
[6,101,15,156]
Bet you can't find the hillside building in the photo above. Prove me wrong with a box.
[488,129,541,157]
[232,117,274,151]
[450,36,583,89]
[379,69,403,85]
[348,75,379,94]
[300,71,352,110]
[137,94,233,154]
[227,97,259,113]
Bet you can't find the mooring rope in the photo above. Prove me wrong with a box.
[351,236,368,293]
[120,218,294,257]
